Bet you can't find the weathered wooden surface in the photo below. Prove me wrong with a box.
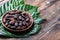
[0,0,60,40]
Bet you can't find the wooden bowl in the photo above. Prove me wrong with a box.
[2,10,33,32]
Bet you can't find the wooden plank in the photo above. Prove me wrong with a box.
[0,0,60,40]
[24,0,45,6]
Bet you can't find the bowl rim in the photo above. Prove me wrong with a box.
[2,10,33,32]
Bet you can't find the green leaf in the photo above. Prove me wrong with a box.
[0,0,24,16]
[0,0,44,38]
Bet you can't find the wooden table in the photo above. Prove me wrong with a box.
[0,0,60,40]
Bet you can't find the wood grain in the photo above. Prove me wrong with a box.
[0,0,60,40]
